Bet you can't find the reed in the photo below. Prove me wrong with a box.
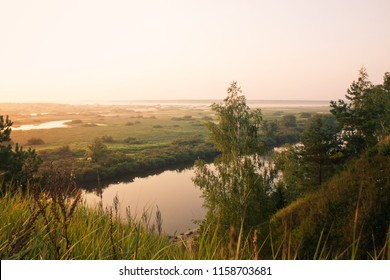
[1,183,388,260]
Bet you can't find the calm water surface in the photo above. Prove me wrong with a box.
[83,168,205,235]
[12,120,71,130]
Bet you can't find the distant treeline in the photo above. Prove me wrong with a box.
[38,136,219,184]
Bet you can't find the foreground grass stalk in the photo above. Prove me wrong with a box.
[1,181,388,260]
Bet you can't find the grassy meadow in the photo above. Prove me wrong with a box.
[4,102,329,152]
[6,103,212,152]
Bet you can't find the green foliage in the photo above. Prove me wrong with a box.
[300,114,342,185]
[207,82,263,160]
[268,114,303,147]
[300,112,312,118]
[73,136,217,183]
[0,115,12,142]
[275,114,342,202]
[26,138,45,145]
[330,68,390,156]
[85,137,109,163]
[123,136,144,144]
[281,114,297,128]
[274,144,307,202]
[260,120,279,149]
[194,82,276,235]
[270,137,390,259]
[101,135,115,143]
[0,115,42,190]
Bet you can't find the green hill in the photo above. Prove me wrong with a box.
[270,137,390,259]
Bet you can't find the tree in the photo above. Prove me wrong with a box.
[85,137,109,163]
[0,115,12,142]
[260,120,279,149]
[0,115,42,190]
[193,82,276,233]
[274,144,307,202]
[300,114,341,186]
[330,68,390,156]
[281,114,297,128]
[275,114,341,202]
[206,82,263,160]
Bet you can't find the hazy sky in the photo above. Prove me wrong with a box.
[1,0,389,103]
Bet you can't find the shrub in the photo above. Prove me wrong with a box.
[300,112,312,118]
[123,137,145,144]
[26,138,45,145]
[172,116,193,121]
[57,145,71,155]
[281,114,297,127]
[101,135,114,143]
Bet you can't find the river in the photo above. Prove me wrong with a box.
[82,166,206,236]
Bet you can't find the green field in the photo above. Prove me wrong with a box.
[6,103,210,152]
[3,102,329,153]
[1,102,331,183]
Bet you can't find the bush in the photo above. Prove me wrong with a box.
[172,116,193,121]
[123,137,145,144]
[57,145,71,155]
[300,112,312,118]
[101,135,114,143]
[281,114,297,127]
[26,138,45,145]
[273,111,284,116]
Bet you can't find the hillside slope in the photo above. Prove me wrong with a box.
[270,137,390,259]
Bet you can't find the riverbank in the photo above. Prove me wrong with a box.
[39,136,218,185]
[4,102,328,186]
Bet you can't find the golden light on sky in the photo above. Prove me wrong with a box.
[1,0,389,103]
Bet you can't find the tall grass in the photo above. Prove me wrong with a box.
[1,182,388,260]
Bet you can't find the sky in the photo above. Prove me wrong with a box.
[0,0,389,103]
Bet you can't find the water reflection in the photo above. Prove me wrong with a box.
[12,120,71,130]
[82,167,205,236]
